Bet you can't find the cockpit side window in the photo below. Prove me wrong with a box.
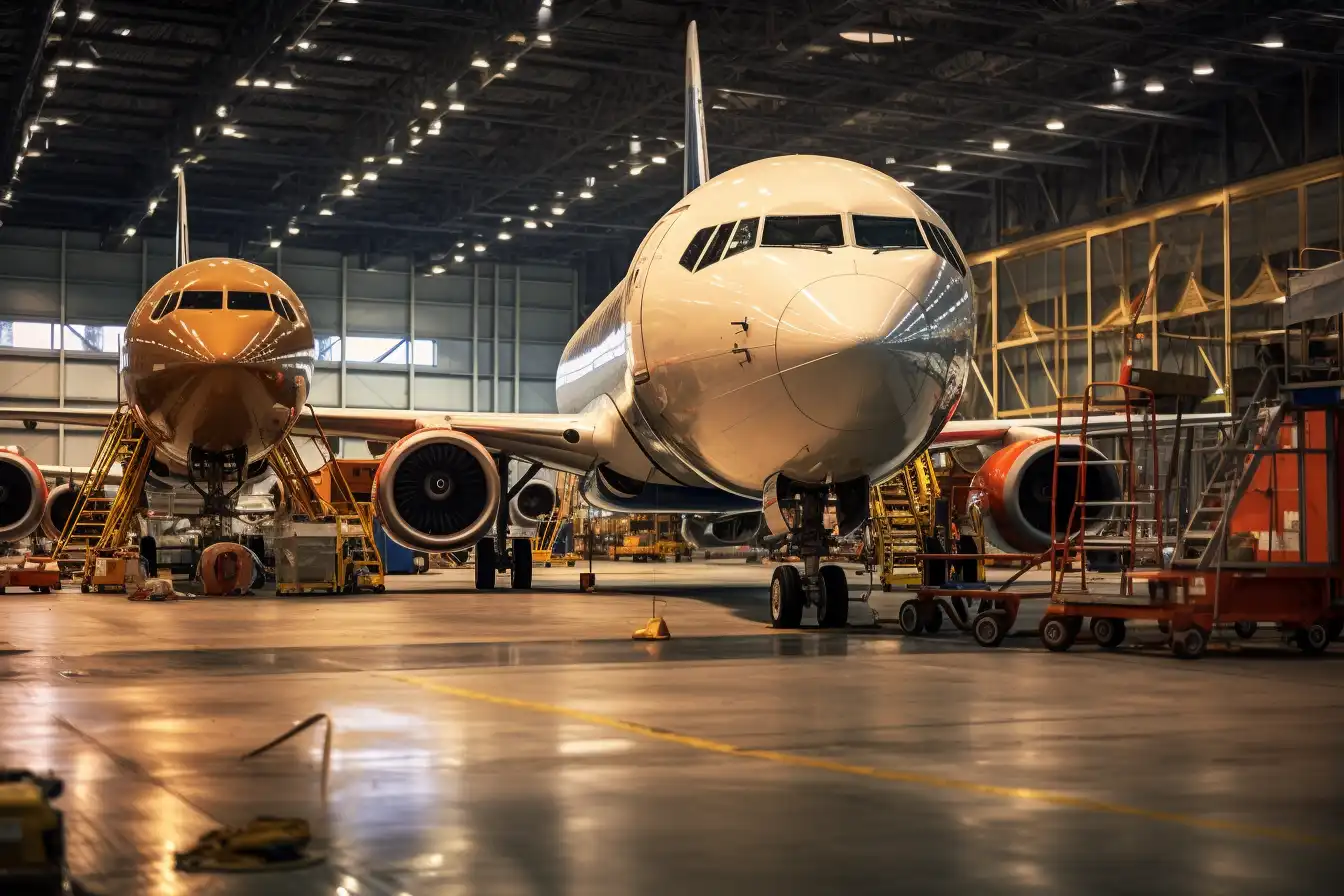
[149,292,176,321]
[176,290,224,310]
[853,215,925,250]
[227,290,274,311]
[761,214,845,248]
[923,222,967,276]
[722,217,760,260]
[695,222,734,271]
[679,226,715,271]
[274,295,298,322]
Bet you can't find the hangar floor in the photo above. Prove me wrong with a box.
[2,560,1342,894]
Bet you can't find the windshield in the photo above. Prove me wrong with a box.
[176,290,223,311]
[227,290,274,311]
[761,215,844,248]
[853,215,925,250]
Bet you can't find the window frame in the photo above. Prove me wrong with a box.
[760,214,846,248]
[722,217,761,260]
[226,290,276,312]
[695,222,735,271]
[149,292,176,321]
[678,226,715,271]
[852,214,927,250]
[175,290,224,311]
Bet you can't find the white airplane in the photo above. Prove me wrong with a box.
[0,23,1151,627]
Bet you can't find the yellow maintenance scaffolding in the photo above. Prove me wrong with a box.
[868,451,940,589]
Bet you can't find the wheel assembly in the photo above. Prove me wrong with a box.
[972,610,1009,648]
[1293,622,1330,655]
[1233,620,1258,640]
[474,537,496,590]
[1090,617,1126,650]
[1039,615,1080,652]
[898,599,925,635]
[1170,626,1208,659]
[816,565,849,628]
[924,603,944,634]
[769,565,804,629]
[509,536,533,589]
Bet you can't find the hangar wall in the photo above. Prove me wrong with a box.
[0,226,580,465]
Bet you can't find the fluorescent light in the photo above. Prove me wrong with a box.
[388,155,403,165]
[288,225,300,235]
[554,190,564,197]
[498,232,512,240]
[630,165,645,176]
[147,199,158,214]
[274,80,294,90]
[431,265,445,274]
[455,241,465,248]
[337,0,358,4]
[269,238,281,249]
[234,76,249,86]
[543,220,553,228]
[504,61,517,71]
[471,56,489,68]
[501,216,512,223]
[338,54,353,62]
[991,138,1011,151]
[1046,117,1065,131]
[537,32,551,44]
[54,118,68,126]
[884,156,895,165]
[1144,78,1164,93]
[839,31,895,44]
[899,180,915,187]
[74,60,94,70]
[474,243,486,253]
[296,40,312,51]
[221,125,236,135]
[362,155,375,163]
[1259,33,1284,49]
[78,9,95,20]
[935,162,952,172]
[550,205,565,215]
[341,172,354,180]
[253,77,271,88]
[362,171,378,181]
[448,101,465,112]
[43,74,57,89]
[579,189,593,199]
[651,155,667,164]
[1192,59,1214,76]
[216,105,228,118]
[54,8,65,17]
[125,227,136,236]
[56,59,73,68]
[421,99,437,110]
[171,164,182,174]
[410,137,422,146]
[341,186,356,196]
[524,220,537,229]
[453,254,465,263]
[319,208,333,215]
[115,27,130,36]
[527,204,538,211]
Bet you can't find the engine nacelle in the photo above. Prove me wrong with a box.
[681,512,767,549]
[41,482,80,541]
[372,428,500,552]
[0,449,47,543]
[509,480,556,527]
[967,437,1121,553]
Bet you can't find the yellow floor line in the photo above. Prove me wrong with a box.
[384,672,1337,849]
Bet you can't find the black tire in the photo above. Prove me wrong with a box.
[769,565,804,628]
[510,537,533,589]
[374,584,386,593]
[1294,623,1330,655]
[973,610,1008,648]
[1090,617,1126,649]
[817,565,849,628]
[1171,626,1209,659]
[474,538,496,590]
[1233,620,1258,640]
[898,599,926,635]
[1040,615,1079,652]
[925,603,944,634]
[80,583,90,594]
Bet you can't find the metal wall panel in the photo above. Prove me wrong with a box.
[65,358,120,402]
[345,370,409,409]
[0,355,59,399]
[0,278,60,321]
[415,373,474,411]
[346,296,410,336]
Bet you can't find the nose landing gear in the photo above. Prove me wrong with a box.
[764,477,858,629]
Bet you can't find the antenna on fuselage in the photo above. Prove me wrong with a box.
[174,169,190,267]
[683,21,710,196]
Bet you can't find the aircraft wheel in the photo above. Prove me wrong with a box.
[769,565,804,629]
[1294,623,1330,655]
[898,599,926,635]
[510,537,533,589]
[1233,621,1258,640]
[1170,626,1209,659]
[816,565,848,628]
[475,538,496,590]
[1040,616,1079,652]
[973,610,1009,648]
[1090,617,1126,649]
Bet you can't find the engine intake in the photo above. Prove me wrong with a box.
[42,482,79,541]
[968,437,1121,553]
[372,429,499,552]
[510,480,556,527]
[0,449,47,543]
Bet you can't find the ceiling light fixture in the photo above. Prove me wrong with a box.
[630,165,645,176]
[147,199,158,214]
[338,54,353,62]
[502,216,512,223]
[341,172,354,180]
[579,189,593,199]
[54,118,68,126]
[74,60,94,70]
[453,254,465,263]
[651,155,667,164]
[839,31,896,44]
[1144,77,1164,93]
[992,138,1011,151]
[421,99,437,109]
[543,220,553,228]
[253,77,271,88]
[362,171,378,181]
[362,156,375,163]
[537,32,552,44]
[288,225,300,235]
[56,59,73,68]
[471,56,489,68]
[1259,33,1285,49]
[1045,117,1065,131]
[431,265,445,274]
[1192,59,1214,76]
[524,220,537,228]
[215,104,228,118]
[115,27,130,36]
[43,73,57,89]
[455,241,465,248]
[296,40,312,51]
[898,180,915,187]
[474,243,486,253]
[78,9,95,21]
[448,101,465,112]
[410,136,422,146]
[274,80,294,90]
[498,232,512,240]
[319,208,334,215]
[234,76,249,86]
[388,155,403,165]
[341,186,356,196]
[124,227,136,236]
[269,238,281,249]
[551,205,565,215]
[337,0,359,5]
[54,8,65,17]
[504,61,517,71]
[935,162,952,172]
[221,125,237,135]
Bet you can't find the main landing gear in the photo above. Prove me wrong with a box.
[473,453,534,590]
[767,480,857,630]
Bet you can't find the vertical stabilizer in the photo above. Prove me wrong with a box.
[683,21,710,195]
[174,170,190,267]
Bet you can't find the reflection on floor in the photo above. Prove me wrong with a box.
[2,560,1341,895]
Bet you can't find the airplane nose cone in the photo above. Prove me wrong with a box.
[776,265,969,432]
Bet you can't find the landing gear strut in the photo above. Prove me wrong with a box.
[766,480,853,629]
[473,454,535,590]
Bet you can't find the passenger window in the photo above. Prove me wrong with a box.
[695,223,734,271]
[762,214,845,248]
[149,292,175,321]
[679,226,715,271]
[853,215,925,250]
[923,223,967,276]
[722,218,759,260]
[227,290,274,311]
[175,290,224,310]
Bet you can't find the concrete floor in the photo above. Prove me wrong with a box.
[2,560,1342,894]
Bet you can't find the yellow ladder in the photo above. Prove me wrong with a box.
[532,473,576,562]
[54,405,154,587]
[869,451,939,587]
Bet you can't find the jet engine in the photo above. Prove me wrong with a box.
[967,436,1121,553]
[372,428,500,552]
[681,512,768,549]
[0,449,48,543]
[41,482,79,541]
[509,480,556,527]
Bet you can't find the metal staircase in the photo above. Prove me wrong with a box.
[532,473,577,563]
[869,451,939,587]
[1173,371,1285,569]
[53,405,155,587]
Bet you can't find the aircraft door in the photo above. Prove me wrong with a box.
[626,208,683,384]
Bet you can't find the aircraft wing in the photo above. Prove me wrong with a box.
[296,407,598,474]
[934,411,1230,449]
[0,406,117,430]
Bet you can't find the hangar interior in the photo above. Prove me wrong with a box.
[3,1,1344,894]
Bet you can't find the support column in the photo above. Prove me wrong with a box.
[1222,193,1233,412]
[340,255,348,415]
[1085,236,1095,388]
[471,263,480,411]
[408,258,416,411]
[990,260,999,418]
[57,231,66,465]
[493,265,500,412]
[513,266,521,412]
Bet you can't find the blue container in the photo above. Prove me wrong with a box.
[374,520,417,575]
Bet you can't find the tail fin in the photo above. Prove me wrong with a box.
[683,21,710,195]
[174,170,190,267]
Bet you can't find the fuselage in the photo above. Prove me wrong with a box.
[556,155,975,498]
[121,258,315,469]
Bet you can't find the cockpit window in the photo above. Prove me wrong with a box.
[923,222,967,276]
[761,215,844,249]
[149,292,175,321]
[679,226,714,271]
[722,218,759,260]
[227,290,274,311]
[176,290,223,311]
[854,215,925,251]
[695,222,734,271]
[273,295,298,322]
